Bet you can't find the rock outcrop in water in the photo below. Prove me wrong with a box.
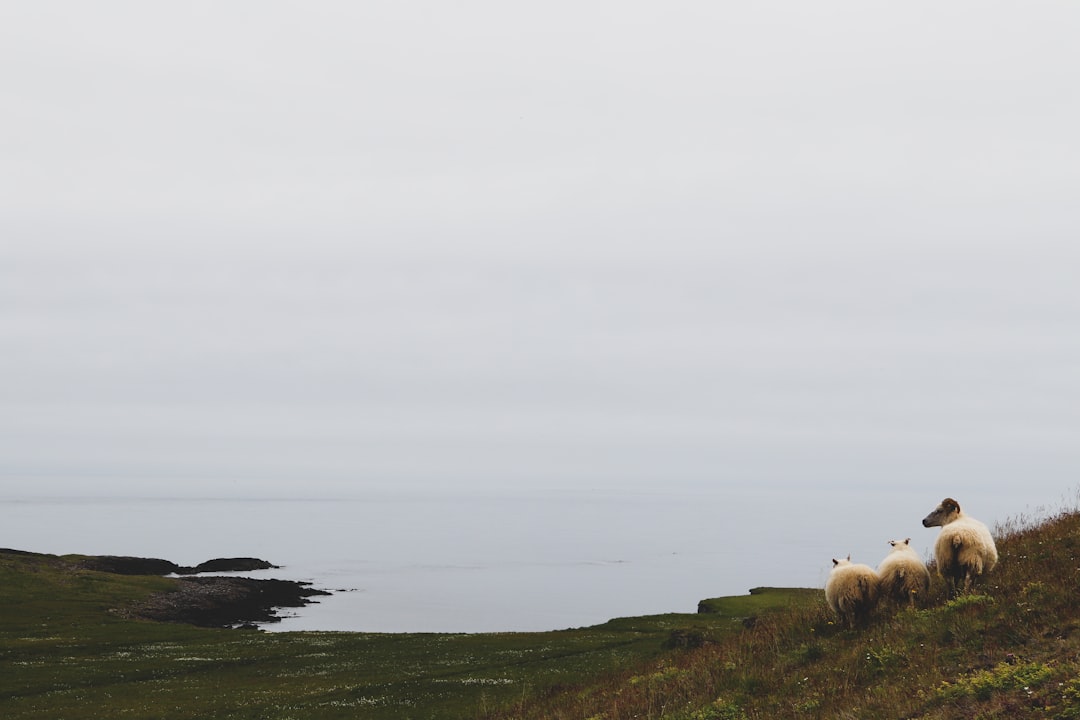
[188,557,278,574]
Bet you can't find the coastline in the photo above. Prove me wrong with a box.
[122,575,330,628]
[0,548,330,628]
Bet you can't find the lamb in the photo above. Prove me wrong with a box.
[877,538,931,608]
[825,556,879,628]
[921,497,998,595]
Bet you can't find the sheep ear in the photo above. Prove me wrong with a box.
[832,558,839,566]
[846,554,851,561]
[904,538,911,545]
[889,540,897,547]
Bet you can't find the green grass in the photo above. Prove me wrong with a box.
[696,587,823,618]
[0,550,812,719]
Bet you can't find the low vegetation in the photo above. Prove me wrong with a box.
[486,503,1080,719]
[3,502,1080,719]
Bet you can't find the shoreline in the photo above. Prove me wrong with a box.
[123,575,331,628]
[1,548,330,629]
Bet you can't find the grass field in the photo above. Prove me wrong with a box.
[0,549,815,719]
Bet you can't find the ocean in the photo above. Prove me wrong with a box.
[0,483,1066,632]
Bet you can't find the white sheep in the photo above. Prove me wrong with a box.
[921,497,998,595]
[825,556,879,628]
[877,538,931,608]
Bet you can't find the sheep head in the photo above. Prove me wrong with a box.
[922,498,961,528]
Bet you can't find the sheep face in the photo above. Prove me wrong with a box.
[921,498,998,596]
[888,538,913,551]
[922,498,961,528]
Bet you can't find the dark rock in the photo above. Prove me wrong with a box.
[183,558,280,574]
[78,556,183,575]
[126,576,331,628]
[75,554,280,576]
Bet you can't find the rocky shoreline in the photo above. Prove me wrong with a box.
[123,575,331,628]
[1,548,330,629]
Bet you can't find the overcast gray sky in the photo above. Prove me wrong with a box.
[2,2,1079,499]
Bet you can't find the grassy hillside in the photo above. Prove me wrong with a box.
[0,549,814,719]
[485,505,1080,719]
[4,504,1078,720]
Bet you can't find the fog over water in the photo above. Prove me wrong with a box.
[2,3,1080,630]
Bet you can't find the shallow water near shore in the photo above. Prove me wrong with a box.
[0,483,1067,632]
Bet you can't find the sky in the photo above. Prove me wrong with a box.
[2,2,1079,505]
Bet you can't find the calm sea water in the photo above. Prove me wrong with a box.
[0,484,1066,632]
